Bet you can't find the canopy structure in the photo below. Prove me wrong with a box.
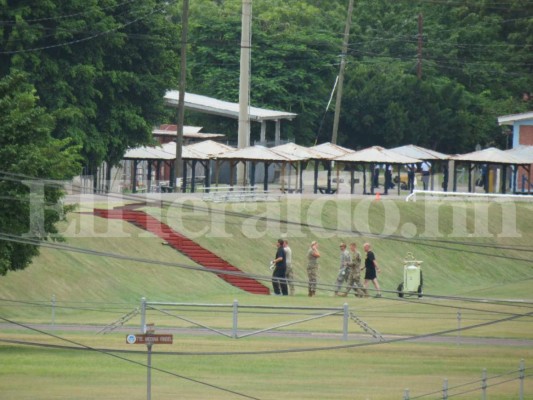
[335,146,421,164]
[450,147,528,194]
[505,145,533,163]
[389,144,448,161]
[216,145,292,162]
[122,145,177,193]
[214,145,295,190]
[187,139,235,157]
[451,147,527,164]
[164,91,297,145]
[270,142,323,160]
[334,146,421,195]
[269,143,324,193]
[308,142,354,159]
[161,141,204,159]
[506,145,533,193]
[123,145,175,160]
[160,141,235,191]
[306,142,355,194]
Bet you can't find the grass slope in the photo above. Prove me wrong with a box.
[1,197,532,399]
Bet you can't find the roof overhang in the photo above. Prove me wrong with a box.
[497,111,533,126]
[164,91,297,122]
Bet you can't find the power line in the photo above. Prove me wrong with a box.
[0,0,140,24]
[0,2,174,55]
[1,310,530,356]
[0,315,262,400]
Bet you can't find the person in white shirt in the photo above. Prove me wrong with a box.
[421,161,431,190]
[283,240,294,295]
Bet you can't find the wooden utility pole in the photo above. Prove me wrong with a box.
[237,0,252,185]
[331,0,354,145]
[417,13,423,80]
[174,0,189,191]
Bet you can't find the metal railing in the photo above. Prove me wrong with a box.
[139,298,382,341]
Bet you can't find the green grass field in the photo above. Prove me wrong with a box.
[0,196,532,399]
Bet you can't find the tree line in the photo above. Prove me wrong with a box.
[0,0,532,273]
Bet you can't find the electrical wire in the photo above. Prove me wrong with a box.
[1,228,532,309]
[0,315,262,400]
[0,0,140,24]
[0,2,174,55]
[4,168,533,259]
[2,170,533,305]
[0,310,530,356]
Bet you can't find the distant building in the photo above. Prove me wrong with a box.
[498,111,533,192]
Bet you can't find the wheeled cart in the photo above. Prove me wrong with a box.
[397,252,423,298]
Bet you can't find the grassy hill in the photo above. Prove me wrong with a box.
[1,196,532,313]
[151,196,533,298]
[1,196,532,399]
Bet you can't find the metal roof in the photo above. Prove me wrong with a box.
[153,125,225,139]
[308,142,354,159]
[270,143,324,160]
[215,145,292,162]
[161,142,204,160]
[335,146,421,164]
[451,147,528,164]
[389,144,448,160]
[505,145,533,163]
[164,91,297,122]
[186,140,235,157]
[123,145,175,160]
[153,125,203,135]
[497,111,533,126]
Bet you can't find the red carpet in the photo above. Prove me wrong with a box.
[93,208,270,295]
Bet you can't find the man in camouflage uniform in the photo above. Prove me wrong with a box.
[307,241,320,297]
[340,242,366,297]
[334,243,351,296]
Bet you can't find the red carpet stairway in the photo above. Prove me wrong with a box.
[94,208,270,295]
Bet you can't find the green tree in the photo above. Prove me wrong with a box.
[186,0,343,144]
[337,0,533,152]
[0,72,81,275]
[0,0,179,181]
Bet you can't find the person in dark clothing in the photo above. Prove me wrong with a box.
[272,238,288,295]
[385,164,395,189]
[362,242,381,297]
[408,164,416,192]
[373,164,380,188]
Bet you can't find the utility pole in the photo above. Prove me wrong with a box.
[174,0,189,191]
[237,0,252,185]
[417,13,423,80]
[331,0,354,145]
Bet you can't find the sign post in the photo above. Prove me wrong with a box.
[127,325,173,400]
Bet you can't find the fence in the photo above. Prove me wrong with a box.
[138,298,380,341]
[406,189,533,202]
[403,360,528,399]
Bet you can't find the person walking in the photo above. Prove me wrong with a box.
[283,240,295,295]
[306,241,320,297]
[272,238,288,296]
[362,242,382,297]
[340,242,366,297]
[334,243,351,296]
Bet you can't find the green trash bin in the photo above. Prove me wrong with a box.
[397,253,423,298]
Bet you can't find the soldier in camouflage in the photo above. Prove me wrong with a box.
[340,242,366,297]
[335,243,351,296]
[306,241,320,297]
